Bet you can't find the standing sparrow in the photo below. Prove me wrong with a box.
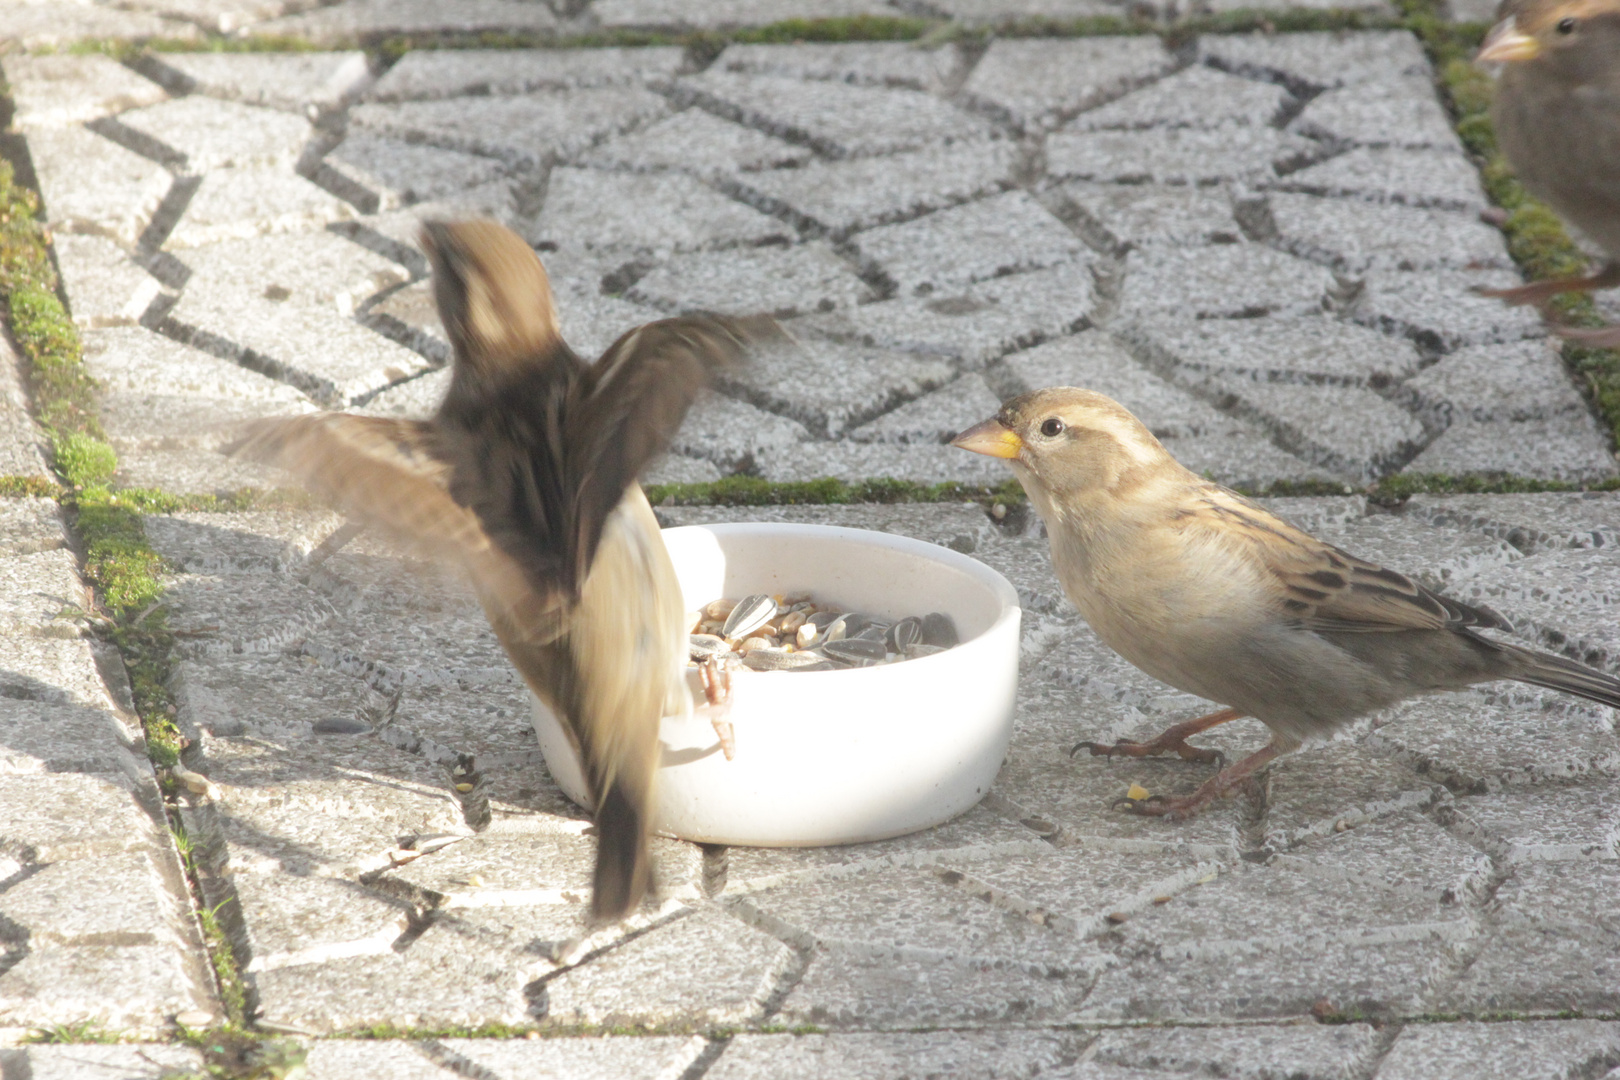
[1478,0,1620,344]
[953,387,1620,819]
[234,220,769,920]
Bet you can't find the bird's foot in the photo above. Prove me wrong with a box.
[1071,706,1242,767]
[1111,744,1282,821]
[697,657,735,761]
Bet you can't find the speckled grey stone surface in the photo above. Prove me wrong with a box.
[9,20,1620,1068]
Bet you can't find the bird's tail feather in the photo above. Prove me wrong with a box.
[1511,645,1620,710]
[590,777,652,923]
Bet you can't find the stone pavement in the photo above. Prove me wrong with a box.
[4,10,1620,1080]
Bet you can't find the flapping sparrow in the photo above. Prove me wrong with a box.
[954,387,1620,819]
[234,220,771,920]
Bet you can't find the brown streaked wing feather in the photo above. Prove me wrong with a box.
[1191,487,1512,634]
[562,314,775,590]
[230,412,570,645]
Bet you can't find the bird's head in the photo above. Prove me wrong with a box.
[1478,0,1620,77]
[952,387,1178,511]
[420,219,563,378]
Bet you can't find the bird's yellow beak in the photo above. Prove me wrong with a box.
[1478,17,1541,63]
[951,418,1024,460]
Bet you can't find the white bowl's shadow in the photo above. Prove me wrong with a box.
[533,523,1021,848]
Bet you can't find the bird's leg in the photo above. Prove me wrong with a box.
[1552,321,1620,349]
[697,657,735,761]
[1072,707,1242,767]
[1477,260,1620,308]
[1113,743,1282,821]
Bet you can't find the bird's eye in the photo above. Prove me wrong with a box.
[1557,15,1577,32]
[1039,417,1066,438]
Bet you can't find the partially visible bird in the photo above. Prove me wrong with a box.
[234,219,772,921]
[1478,0,1620,344]
[953,387,1620,820]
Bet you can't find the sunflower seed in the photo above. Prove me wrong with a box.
[904,642,946,659]
[723,593,777,640]
[922,612,959,647]
[823,637,887,663]
[887,616,923,652]
[743,647,829,671]
[690,634,730,661]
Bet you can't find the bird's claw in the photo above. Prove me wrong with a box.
[1071,737,1224,767]
[697,657,735,761]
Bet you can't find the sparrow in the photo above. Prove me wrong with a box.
[233,219,771,920]
[953,387,1620,819]
[1477,0,1620,345]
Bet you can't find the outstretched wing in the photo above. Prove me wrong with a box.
[230,412,569,645]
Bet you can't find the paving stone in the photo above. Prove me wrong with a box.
[0,936,213,1032]
[676,71,994,159]
[0,342,51,479]
[299,1040,464,1080]
[1090,1022,1381,1079]
[848,373,1002,444]
[628,240,873,317]
[670,389,811,469]
[1442,780,1620,861]
[1408,339,1592,424]
[852,191,1086,297]
[963,37,1177,129]
[0,497,69,558]
[4,1045,206,1080]
[1290,77,1461,151]
[230,870,412,972]
[591,0,897,29]
[304,1037,710,1079]
[1200,30,1432,91]
[1308,513,1523,593]
[968,535,1078,618]
[161,230,423,406]
[146,50,371,114]
[539,905,795,1026]
[1405,491,1620,554]
[255,0,558,41]
[51,234,164,329]
[26,125,173,248]
[531,167,788,256]
[1407,411,1613,486]
[717,324,955,438]
[170,651,368,740]
[1277,810,1492,906]
[752,439,1014,484]
[1273,147,1487,210]
[1067,64,1292,131]
[1115,244,1334,321]
[928,0,1123,17]
[113,96,315,172]
[366,47,686,101]
[312,134,509,214]
[0,53,167,130]
[1195,377,1424,481]
[801,260,1096,367]
[731,140,1016,238]
[1126,315,1422,387]
[0,698,143,778]
[120,0,309,34]
[1261,741,1447,850]
[0,773,157,863]
[0,849,193,951]
[714,40,960,94]
[1438,861,1620,1016]
[1351,267,1548,351]
[1266,191,1511,273]
[779,939,1102,1026]
[1445,547,1620,667]
[578,108,814,176]
[709,1031,1084,1080]
[0,635,120,709]
[1056,181,1243,251]
[349,87,670,170]
[0,548,90,637]
[0,2,187,48]
[1377,1020,1620,1079]
[164,166,359,249]
[1046,124,1320,186]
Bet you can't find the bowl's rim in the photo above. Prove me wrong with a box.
[661,520,1023,649]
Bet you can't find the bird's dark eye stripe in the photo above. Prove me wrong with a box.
[1558,15,1577,31]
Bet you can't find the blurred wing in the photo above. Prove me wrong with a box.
[559,314,777,591]
[231,412,569,645]
[1188,486,1512,634]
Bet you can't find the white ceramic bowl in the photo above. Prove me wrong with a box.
[531,522,1022,847]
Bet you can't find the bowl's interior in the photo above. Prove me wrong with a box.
[662,523,1013,645]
